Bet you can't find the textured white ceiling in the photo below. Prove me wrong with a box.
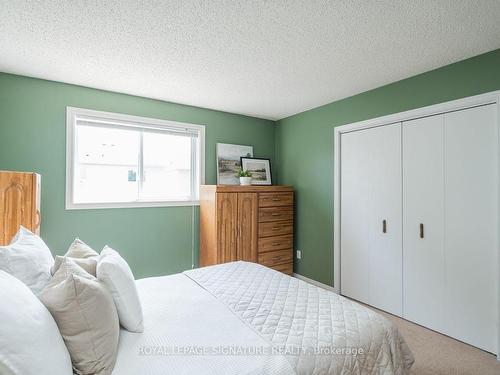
[1,1,500,120]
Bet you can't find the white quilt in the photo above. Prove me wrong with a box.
[184,261,414,375]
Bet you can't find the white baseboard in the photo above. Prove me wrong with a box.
[293,273,339,293]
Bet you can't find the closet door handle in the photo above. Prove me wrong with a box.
[382,220,387,233]
[420,223,424,239]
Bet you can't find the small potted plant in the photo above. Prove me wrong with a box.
[236,169,253,185]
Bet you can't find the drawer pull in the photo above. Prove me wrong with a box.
[272,226,281,230]
[272,242,280,246]
[271,213,280,216]
[420,223,424,239]
[272,256,283,261]
[272,198,280,201]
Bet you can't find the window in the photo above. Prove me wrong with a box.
[66,107,204,209]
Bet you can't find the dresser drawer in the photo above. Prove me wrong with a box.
[259,192,293,207]
[258,234,293,253]
[259,207,293,222]
[269,262,293,275]
[258,249,293,267]
[259,220,293,238]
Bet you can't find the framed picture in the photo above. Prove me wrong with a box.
[240,157,272,185]
[217,143,253,185]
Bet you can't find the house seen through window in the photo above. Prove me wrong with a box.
[66,108,204,209]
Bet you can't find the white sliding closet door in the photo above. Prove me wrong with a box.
[403,115,446,331]
[443,104,498,354]
[403,104,498,354]
[340,123,402,315]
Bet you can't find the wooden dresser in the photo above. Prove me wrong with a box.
[200,185,294,275]
[0,171,41,245]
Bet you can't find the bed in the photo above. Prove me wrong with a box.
[113,261,414,375]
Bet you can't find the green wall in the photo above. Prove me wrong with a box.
[276,48,500,286]
[3,48,500,284]
[0,73,275,278]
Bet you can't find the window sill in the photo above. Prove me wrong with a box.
[65,200,200,210]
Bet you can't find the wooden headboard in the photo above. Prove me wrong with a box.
[0,171,41,245]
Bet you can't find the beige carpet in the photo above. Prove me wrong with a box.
[365,305,500,375]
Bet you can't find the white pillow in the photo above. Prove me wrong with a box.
[97,246,144,332]
[51,255,97,276]
[0,226,53,295]
[40,258,120,375]
[66,238,99,258]
[0,270,72,375]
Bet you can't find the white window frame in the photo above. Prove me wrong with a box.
[66,107,205,210]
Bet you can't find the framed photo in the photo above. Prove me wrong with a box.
[217,143,253,185]
[240,157,272,185]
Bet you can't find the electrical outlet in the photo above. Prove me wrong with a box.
[296,250,301,259]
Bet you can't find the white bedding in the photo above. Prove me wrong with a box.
[113,262,413,375]
[112,273,294,375]
[185,262,414,375]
